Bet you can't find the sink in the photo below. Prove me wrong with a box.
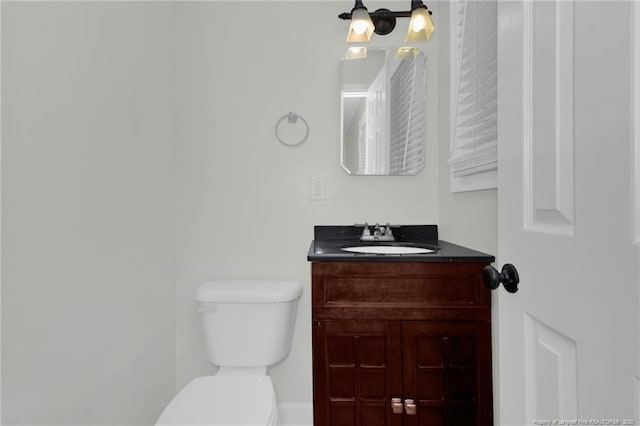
[341,245,434,255]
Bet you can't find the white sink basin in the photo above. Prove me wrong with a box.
[341,245,434,255]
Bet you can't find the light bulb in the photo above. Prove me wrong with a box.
[411,14,426,32]
[352,20,370,35]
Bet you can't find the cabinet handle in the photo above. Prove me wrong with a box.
[404,399,417,415]
[391,397,403,414]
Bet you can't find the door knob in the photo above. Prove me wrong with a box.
[482,263,520,293]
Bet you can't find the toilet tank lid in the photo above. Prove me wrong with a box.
[196,280,302,303]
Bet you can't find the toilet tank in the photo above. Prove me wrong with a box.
[196,280,303,367]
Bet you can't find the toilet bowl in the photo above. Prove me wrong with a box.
[155,375,278,425]
[156,280,302,426]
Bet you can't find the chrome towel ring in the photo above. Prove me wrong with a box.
[275,112,309,147]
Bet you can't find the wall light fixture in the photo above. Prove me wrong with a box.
[339,0,435,43]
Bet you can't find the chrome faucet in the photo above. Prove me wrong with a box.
[356,222,396,242]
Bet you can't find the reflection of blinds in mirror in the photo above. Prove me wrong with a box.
[357,120,367,174]
[389,54,426,175]
[449,0,498,192]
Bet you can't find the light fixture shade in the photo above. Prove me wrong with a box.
[405,7,435,42]
[347,7,374,42]
[344,46,368,60]
[395,46,419,59]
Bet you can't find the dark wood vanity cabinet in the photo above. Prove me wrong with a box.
[311,261,493,426]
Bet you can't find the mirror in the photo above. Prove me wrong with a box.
[341,47,426,176]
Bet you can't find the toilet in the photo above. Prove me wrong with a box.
[156,280,303,426]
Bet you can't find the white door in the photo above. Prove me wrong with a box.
[496,1,639,425]
[366,66,389,174]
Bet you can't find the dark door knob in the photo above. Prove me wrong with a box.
[482,264,520,293]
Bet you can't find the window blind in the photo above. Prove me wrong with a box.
[449,0,498,191]
[389,54,426,175]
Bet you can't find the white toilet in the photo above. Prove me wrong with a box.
[156,280,303,426]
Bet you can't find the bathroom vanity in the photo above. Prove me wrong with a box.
[307,225,495,426]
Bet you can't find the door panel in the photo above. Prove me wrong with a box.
[402,321,492,426]
[497,1,639,424]
[523,314,578,420]
[525,0,575,235]
[313,320,402,426]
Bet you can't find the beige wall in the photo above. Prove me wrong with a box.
[2,3,176,424]
[173,1,441,403]
[1,1,497,424]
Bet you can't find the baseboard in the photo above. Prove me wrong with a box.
[635,376,640,424]
[277,402,313,426]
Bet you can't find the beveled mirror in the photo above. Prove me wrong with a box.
[340,47,426,175]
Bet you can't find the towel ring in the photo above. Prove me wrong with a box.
[275,112,309,147]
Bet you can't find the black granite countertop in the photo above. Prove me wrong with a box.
[307,225,495,263]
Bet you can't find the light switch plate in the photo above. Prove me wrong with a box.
[310,175,325,200]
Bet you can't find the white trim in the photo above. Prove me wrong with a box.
[450,169,496,193]
[636,377,640,426]
[277,402,313,426]
[1,0,4,420]
[634,0,640,247]
[633,2,640,423]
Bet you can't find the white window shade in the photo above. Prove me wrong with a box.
[449,0,498,192]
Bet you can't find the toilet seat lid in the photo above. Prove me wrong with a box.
[156,376,276,425]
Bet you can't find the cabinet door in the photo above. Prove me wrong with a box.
[313,320,403,426]
[402,321,492,426]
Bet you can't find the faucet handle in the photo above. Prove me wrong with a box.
[384,223,394,237]
[354,223,371,237]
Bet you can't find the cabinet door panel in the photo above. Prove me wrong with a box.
[313,320,403,426]
[402,321,492,426]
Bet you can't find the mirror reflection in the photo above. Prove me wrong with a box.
[341,47,426,176]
